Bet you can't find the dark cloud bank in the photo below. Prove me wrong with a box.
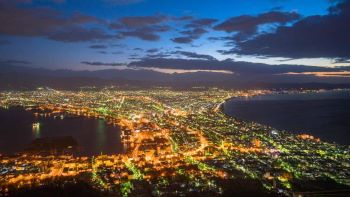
[222,0,350,59]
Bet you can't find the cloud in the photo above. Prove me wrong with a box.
[145,52,171,59]
[128,58,349,75]
[0,3,100,37]
[284,71,350,78]
[181,27,207,37]
[118,15,168,27]
[0,2,110,43]
[171,18,217,44]
[172,51,216,61]
[0,59,31,65]
[112,51,123,54]
[173,16,194,21]
[0,40,10,45]
[109,15,170,41]
[0,0,65,5]
[146,48,159,53]
[128,53,141,60]
[111,44,127,48]
[81,61,125,66]
[0,0,32,4]
[138,50,216,60]
[52,0,65,3]
[213,11,300,41]
[229,0,350,59]
[109,15,168,29]
[171,28,207,44]
[103,0,144,5]
[119,25,170,41]
[89,44,108,49]
[171,37,193,44]
[185,18,218,28]
[48,27,115,42]
[214,11,299,33]
[120,30,159,41]
[334,58,350,63]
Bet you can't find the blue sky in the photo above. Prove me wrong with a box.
[0,0,348,71]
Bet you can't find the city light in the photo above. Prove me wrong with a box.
[0,88,349,196]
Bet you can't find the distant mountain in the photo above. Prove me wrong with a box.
[1,64,350,90]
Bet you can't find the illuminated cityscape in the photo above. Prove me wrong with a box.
[0,88,349,196]
[1,0,350,196]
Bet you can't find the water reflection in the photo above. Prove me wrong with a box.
[32,122,41,138]
[0,107,123,156]
[96,119,107,155]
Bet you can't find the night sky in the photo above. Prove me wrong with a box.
[0,0,349,77]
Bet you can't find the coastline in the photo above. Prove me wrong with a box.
[221,89,350,145]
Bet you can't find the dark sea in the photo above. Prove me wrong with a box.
[224,89,350,145]
[0,107,123,156]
